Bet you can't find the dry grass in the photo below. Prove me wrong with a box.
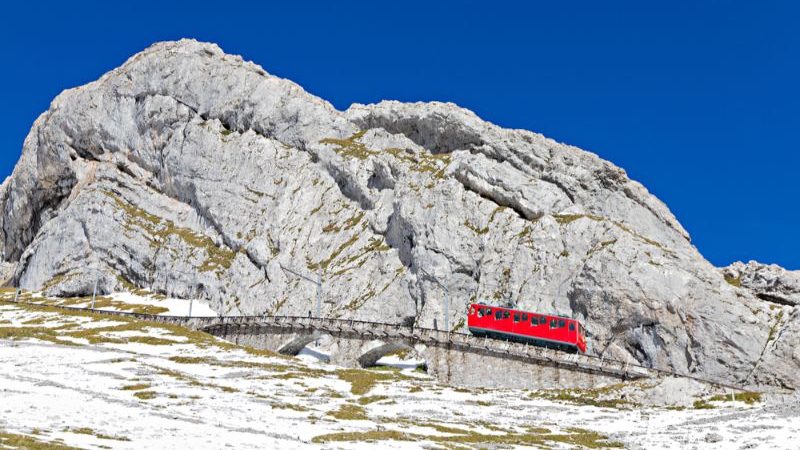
[312,424,622,448]
[707,391,762,405]
[0,430,82,449]
[0,326,82,347]
[120,383,151,391]
[64,427,130,441]
[133,391,157,400]
[336,368,407,395]
[529,383,634,409]
[319,130,376,160]
[327,404,368,421]
[357,395,388,405]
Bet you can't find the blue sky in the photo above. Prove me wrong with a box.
[0,1,797,269]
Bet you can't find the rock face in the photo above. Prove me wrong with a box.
[722,261,800,306]
[0,40,797,389]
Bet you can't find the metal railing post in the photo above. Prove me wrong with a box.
[316,270,322,318]
[444,284,450,333]
[91,274,98,309]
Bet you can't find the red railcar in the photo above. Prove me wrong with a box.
[467,303,587,353]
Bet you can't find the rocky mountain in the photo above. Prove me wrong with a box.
[0,39,796,389]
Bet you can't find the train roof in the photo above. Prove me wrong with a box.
[470,303,578,322]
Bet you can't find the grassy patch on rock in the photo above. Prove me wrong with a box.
[724,274,742,288]
[327,403,369,421]
[529,383,634,409]
[707,391,762,405]
[0,326,82,347]
[64,427,130,441]
[120,383,151,391]
[320,130,377,160]
[133,391,157,400]
[0,430,82,449]
[357,395,389,405]
[103,191,236,277]
[312,424,622,448]
[336,368,409,395]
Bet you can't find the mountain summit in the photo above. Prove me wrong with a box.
[1,40,796,388]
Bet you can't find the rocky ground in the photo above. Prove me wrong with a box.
[1,293,797,449]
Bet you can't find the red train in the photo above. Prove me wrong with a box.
[467,303,587,353]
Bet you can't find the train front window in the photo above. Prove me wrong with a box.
[569,323,575,332]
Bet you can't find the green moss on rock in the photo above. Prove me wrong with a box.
[103,191,236,276]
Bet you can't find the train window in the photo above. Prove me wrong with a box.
[559,320,566,328]
[513,313,520,323]
[503,311,510,319]
[477,308,484,317]
[522,313,528,321]
[569,323,575,331]
[495,310,502,320]
[550,318,557,328]
[531,316,538,325]
[483,308,491,316]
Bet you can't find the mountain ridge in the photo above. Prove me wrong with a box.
[0,39,797,389]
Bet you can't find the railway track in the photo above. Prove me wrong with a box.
[1,298,768,393]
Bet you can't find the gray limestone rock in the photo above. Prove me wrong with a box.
[0,39,797,389]
[722,261,800,306]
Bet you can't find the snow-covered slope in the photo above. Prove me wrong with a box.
[1,299,798,449]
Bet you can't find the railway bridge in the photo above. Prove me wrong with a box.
[173,315,652,390]
[5,299,662,390]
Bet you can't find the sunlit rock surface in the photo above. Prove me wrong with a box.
[0,39,796,388]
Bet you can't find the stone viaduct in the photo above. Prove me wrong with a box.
[6,299,688,390]
[183,315,652,390]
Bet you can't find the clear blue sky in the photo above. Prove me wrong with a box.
[0,1,797,269]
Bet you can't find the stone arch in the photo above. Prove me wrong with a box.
[276,332,325,355]
[357,341,424,368]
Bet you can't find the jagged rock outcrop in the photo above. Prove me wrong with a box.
[722,261,800,306]
[0,39,796,389]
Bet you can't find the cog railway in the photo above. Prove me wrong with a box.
[468,303,587,353]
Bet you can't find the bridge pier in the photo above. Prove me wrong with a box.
[420,344,622,390]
